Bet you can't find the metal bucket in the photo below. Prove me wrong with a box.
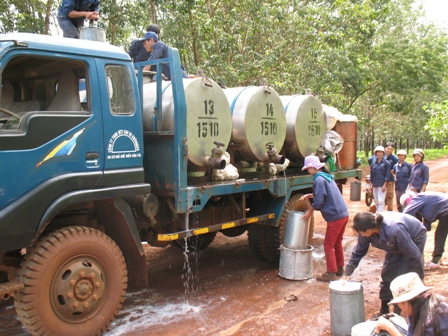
[279,245,313,280]
[350,181,361,201]
[80,27,106,42]
[330,281,365,336]
[283,211,309,249]
[351,321,377,336]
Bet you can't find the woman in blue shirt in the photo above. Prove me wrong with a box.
[342,211,426,315]
[409,148,429,193]
[301,155,349,282]
[393,149,412,212]
[376,272,448,336]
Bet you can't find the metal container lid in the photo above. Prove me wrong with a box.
[329,280,362,292]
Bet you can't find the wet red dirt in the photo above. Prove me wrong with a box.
[1,158,448,336]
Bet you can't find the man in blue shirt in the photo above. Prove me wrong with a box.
[370,146,392,212]
[393,149,412,212]
[57,0,100,39]
[404,191,448,269]
[139,32,189,80]
[385,142,398,211]
[128,24,160,62]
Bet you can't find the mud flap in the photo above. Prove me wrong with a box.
[96,198,149,289]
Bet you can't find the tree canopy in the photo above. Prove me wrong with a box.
[1,0,447,151]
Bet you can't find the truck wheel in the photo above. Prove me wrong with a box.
[14,226,127,336]
[249,194,313,263]
[173,232,217,252]
[248,224,270,262]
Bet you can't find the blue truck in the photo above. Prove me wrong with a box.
[0,33,361,335]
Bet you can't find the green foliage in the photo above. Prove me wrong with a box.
[424,101,448,145]
[423,148,448,160]
[1,0,448,150]
[0,0,47,34]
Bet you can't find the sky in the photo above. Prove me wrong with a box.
[417,0,448,30]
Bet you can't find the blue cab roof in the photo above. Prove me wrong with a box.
[0,33,130,61]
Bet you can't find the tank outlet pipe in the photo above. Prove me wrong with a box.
[2,293,10,301]
[122,194,159,221]
[264,142,285,164]
[203,141,227,169]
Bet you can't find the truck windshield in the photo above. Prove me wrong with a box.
[1,55,88,131]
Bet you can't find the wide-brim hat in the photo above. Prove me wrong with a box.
[389,272,432,305]
[302,155,325,171]
[374,145,385,154]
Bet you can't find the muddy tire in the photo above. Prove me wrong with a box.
[248,193,314,264]
[248,224,270,262]
[14,226,127,336]
[173,232,217,252]
[365,192,373,206]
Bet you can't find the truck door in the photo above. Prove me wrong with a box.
[93,59,144,186]
[0,50,104,250]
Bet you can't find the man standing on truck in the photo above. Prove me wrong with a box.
[57,0,100,39]
[139,31,189,80]
[128,24,161,62]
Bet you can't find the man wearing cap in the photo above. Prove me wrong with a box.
[404,191,448,270]
[385,142,399,211]
[370,146,392,212]
[375,272,448,336]
[408,148,429,193]
[57,0,100,39]
[393,149,412,212]
[128,24,161,62]
[138,32,189,80]
[301,155,349,282]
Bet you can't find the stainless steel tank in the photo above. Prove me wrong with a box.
[224,86,286,162]
[142,77,232,167]
[280,95,326,160]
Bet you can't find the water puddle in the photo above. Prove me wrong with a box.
[109,291,204,335]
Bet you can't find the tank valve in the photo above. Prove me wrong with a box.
[264,142,285,164]
[203,141,227,169]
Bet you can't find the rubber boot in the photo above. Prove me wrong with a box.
[380,300,390,315]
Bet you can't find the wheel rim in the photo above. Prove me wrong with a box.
[51,255,107,323]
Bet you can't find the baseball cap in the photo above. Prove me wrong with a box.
[138,31,158,42]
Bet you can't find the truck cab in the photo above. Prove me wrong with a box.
[0,33,151,336]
